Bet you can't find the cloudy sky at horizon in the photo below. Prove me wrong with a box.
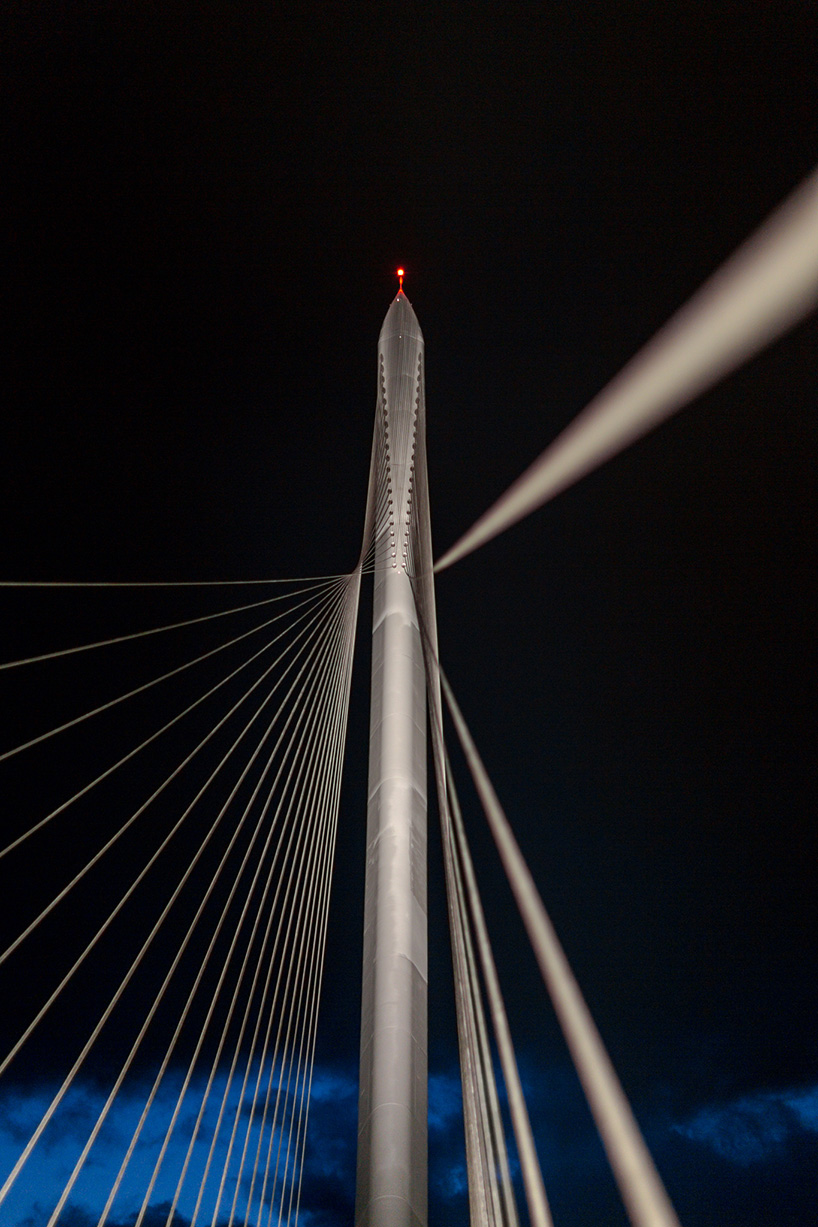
[3,1059,818,1225]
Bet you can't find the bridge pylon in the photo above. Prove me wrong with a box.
[355,288,437,1227]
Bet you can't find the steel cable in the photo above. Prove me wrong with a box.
[162,587,356,1227]
[129,586,353,1227]
[238,628,350,1227]
[436,163,818,571]
[0,585,348,1212]
[0,582,344,970]
[0,578,343,766]
[90,585,353,1227]
[97,587,351,1227]
[0,586,336,671]
[439,666,682,1227]
[211,581,360,1227]
[264,594,356,1227]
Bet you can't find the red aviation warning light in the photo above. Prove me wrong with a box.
[397,268,404,291]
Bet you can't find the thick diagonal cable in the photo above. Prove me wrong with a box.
[0,581,344,972]
[49,588,351,1227]
[431,702,520,1226]
[412,473,512,1227]
[0,584,334,671]
[96,587,351,1227]
[458,867,520,1227]
[262,597,355,1227]
[446,757,527,1227]
[436,164,818,571]
[449,867,496,1226]
[432,734,497,1227]
[280,593,358,1227]
[0,586,347,1211]
[439,667,682,1227]
[153,586,355,1227]
[0,578,343,767]
[439,742,514,1227]
[417,586,518,1227]
[235,612,350,1227]
[181,589,356,1227]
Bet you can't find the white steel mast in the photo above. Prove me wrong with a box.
[355,283,435,1227]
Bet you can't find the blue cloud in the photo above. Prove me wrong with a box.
[0,1064,358,1227]
[428,1069,463,1133]
[0,1058,506,1226]
[428,1068,468,1210]
[672,1082,818,1165]
[9,1201,195,1227]
[784,1084,818,1132]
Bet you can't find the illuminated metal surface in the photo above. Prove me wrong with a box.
[355,291,429,1227]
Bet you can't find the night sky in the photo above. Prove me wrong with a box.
[1,4,817,1226]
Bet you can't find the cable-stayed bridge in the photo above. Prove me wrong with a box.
[1,168,817,1227]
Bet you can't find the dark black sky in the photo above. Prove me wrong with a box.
[1,4,817,1225]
